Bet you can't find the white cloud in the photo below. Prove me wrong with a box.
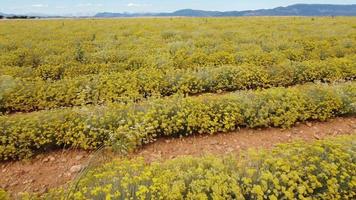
[127,3,150,7]
[77,3,103,7]
[31,4,49,8]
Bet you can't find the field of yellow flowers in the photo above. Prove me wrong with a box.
[0,17,355,198]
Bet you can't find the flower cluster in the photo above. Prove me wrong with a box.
[62,135,356,199]
[1,82,354,160]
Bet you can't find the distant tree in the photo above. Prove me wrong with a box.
[8,15,28,19]
[0,16,4,19]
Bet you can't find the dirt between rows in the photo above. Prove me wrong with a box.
[1,117,355,196]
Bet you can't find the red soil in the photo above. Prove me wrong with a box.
[1,117,355,196]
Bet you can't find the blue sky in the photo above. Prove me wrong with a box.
[0,0,355,15]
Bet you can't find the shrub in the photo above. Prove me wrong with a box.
[66,135,356,200]
[1,56,355,113]
[0,82,355,160]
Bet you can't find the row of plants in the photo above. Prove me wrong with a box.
[0,82,355,160]
[13,135,356,199]
[1,46,354,81]
[1,56,355,113]
[0,18,355,79]
[68,135,356,200]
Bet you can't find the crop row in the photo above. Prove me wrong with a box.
[36,135,356,200]
[1,18,355,79]
[0,82,355,160]
[1,56,355,113]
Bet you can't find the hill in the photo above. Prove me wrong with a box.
[95,4,356,17]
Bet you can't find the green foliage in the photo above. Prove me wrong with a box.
[0,18,355,198]
[0,189,10,200]
[0,75,18,113]
[0,17,356,113]
[1,18,355,79]
[63,135,356,200]
[75,44,86,63]
[1,56,355,113]
[0,82,355,160]
[34,64,64,81]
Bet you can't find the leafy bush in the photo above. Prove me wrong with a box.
[66,135,356,199]
[0,82,355,160]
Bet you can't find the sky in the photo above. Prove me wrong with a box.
[0,0,355,16]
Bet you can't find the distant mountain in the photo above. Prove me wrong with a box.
[159,9,222,17]
[95,12,155,18]
[241,4,356,16]
[1,4,356,19]
[95,4,356,18]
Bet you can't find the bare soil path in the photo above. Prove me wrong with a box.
[1,117,355,196]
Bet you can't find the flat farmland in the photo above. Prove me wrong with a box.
[0,17,355,199]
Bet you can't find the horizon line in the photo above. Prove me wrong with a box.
[1,3,356,17]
